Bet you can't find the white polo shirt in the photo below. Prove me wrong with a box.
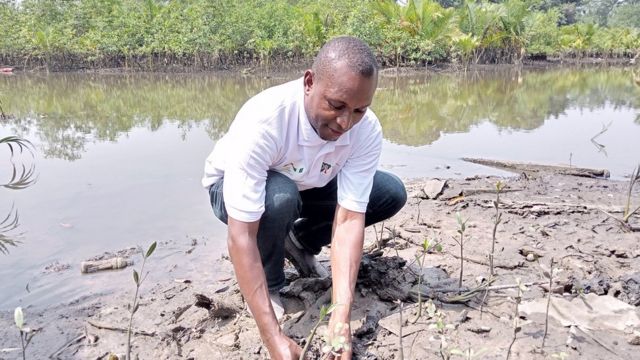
[202,78,382,222]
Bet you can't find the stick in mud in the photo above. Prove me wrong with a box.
[542,258,555,349]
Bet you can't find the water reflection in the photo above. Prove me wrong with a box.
[0,68,639,159]
[373,68,640,146]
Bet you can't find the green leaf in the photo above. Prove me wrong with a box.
[14,307,23,329]
[145,241,157,258]
[133,269,139,285]
[434,244,443,252]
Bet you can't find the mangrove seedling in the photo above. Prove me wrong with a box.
[623,164,640,224]
[601,164,640,231]
[506,278,527,360]
[551,352,569,360]
[321,321,352,358]
[453,212,469,288]
[413,238,442,322]
[395,300,404,360]
[450,347,488,359]
[542,257,556,349]
[14,307,36,360]
[300,303,337,360]
[126,241,156,360]
[489,181,504,277]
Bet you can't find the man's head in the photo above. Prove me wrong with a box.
[303,36,378,141]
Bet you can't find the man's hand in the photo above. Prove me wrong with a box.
[227,217,300,359]
[326,205,365,360]
[324,320,352,359]
[265,331,302,360]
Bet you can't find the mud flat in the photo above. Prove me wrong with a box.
[1,166,639,359]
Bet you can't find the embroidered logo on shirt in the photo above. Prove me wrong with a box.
[284,163,304,174]
[320,162,332,174]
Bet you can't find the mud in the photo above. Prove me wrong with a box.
[1,171,639,359]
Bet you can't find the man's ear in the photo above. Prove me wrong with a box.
[303,70,314,95]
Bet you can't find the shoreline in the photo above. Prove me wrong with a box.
[0,56,635,75]
[1,167,638,359]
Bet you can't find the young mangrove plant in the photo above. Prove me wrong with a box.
[321,321,352,358]
[542,258,555,349]
[489,181,504,277]
[506,278,527,360]
[623,164,640,225]
[126,241,156,360]
[14,307,36,360]
[453,212,469,288]
[300,303,337,360]
[449,347,488,359]
[601,164,640,231]
[413,238,442,322]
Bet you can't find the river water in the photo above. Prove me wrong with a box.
[1,67,639,309]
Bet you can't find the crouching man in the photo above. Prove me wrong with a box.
[203,36,406,359]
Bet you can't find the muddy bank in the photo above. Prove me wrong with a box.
[1,53,635,74]
[1,169,639,359]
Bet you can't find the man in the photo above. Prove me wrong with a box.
[203,36,406,359]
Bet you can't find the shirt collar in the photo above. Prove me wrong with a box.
[297,81,351,147]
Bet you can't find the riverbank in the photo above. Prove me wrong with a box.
[0,55,636,74]
[1,164,638,359]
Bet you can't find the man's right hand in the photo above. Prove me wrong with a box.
[227,217,302,359]
[265,332,302,360]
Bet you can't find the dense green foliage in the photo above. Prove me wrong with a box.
[0,0,639,69]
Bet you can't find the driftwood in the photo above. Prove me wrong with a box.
[462,158,610,179]
[87,321,155,337]
[473,198,623,216]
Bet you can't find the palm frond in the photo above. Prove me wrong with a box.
[1,136,34,157]
[0,204,21,255]
[2,162,38,190]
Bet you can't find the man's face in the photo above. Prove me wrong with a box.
[303,62,377,141]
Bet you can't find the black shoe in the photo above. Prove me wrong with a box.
[284,230,329,278]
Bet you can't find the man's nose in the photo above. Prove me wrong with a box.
[336,112,352,130]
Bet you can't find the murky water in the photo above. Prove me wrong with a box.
[1,68,639,309]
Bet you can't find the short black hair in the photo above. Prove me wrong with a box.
[312,36,378,81]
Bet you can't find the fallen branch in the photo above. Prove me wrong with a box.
[475,199,623,215]
[410,280,546,304]
[462,158,610,179]
[87,321,155,337]
[599,209,640,232]
[449,252,524,270]
[49,334,85,359]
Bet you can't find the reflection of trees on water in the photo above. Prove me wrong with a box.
[373,68,640,146]
[2,74,281,160]
[0,136,37,254]
[1,69,639,157]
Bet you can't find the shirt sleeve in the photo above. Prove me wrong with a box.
[222,122,278,223]
[337,116,382,213]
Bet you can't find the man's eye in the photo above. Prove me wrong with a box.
[355,108,366,114]
[329,102,344,110]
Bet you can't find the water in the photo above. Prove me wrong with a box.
[1,68,639,309]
